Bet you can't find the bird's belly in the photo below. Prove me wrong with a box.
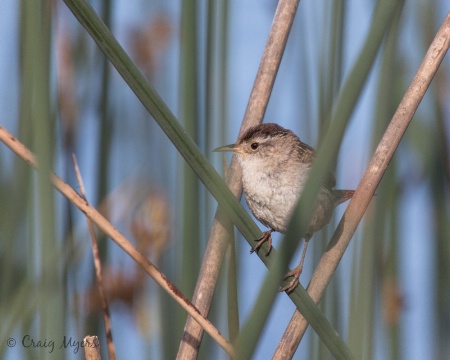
[243,175,336,235]
[243,178,301,233]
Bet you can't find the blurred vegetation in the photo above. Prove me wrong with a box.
[0,0,449,360]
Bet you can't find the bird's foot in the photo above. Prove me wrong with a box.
[250,230,273,256]
[279,264,303,293]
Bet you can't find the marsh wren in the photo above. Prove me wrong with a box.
[214,123,354,292]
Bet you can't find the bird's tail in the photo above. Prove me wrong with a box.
[334,190,355,205]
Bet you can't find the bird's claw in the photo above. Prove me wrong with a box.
[250,230,273,256]
[279,266,303,293]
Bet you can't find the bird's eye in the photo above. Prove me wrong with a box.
[251,142,259,150]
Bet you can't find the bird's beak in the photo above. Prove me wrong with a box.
[213,144,238,153]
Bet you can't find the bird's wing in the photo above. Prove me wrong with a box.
[324,172,337,189]
[298,140,336,189]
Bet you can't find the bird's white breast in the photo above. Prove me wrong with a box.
[239,156,311,232]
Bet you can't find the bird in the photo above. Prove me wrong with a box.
[214,123,354,292]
